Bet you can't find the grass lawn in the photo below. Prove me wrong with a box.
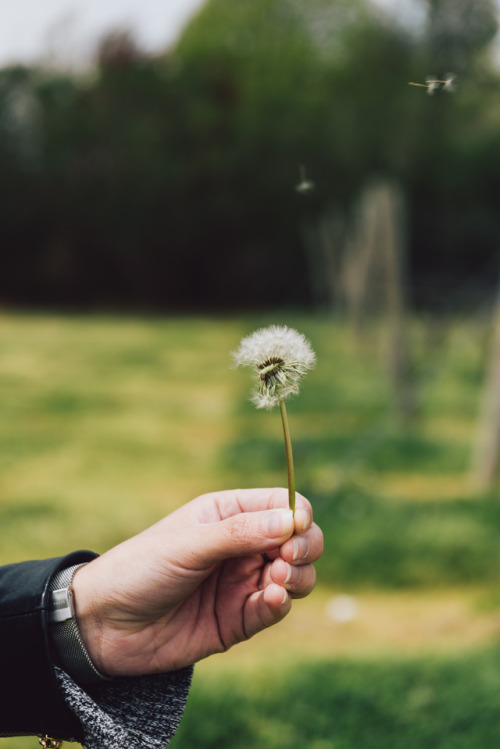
[171,646,500,749]
[1,310,500,749]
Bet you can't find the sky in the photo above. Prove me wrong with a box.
[0,0,424,70]
[0,0,206,68]
[1,0,497,71]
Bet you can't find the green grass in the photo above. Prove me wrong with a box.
[0,313,249,559]
[313,489,500,587]
[1,310,499,749]
[172,648,500,749]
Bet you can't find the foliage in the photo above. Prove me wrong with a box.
[172,648,500,749]
[0,0,500,310]
[313,488,500,587]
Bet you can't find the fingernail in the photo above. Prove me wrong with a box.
[265,509,294,538]
[294,508,310,531]
[281,587,288,604]
[293,537,309,561]
[284,562,293,584]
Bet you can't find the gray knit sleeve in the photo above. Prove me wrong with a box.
[55,665,193,749]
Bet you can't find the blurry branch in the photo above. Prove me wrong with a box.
[379,181,414,423]
[303,178,414,421]
[301,207,346,312]
[342,183,381,332]
[470,278,500,492]
[349,179,414,421]
[96,30,145,69]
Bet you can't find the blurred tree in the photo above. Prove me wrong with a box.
[0,0,499,310]
[425,0,498,74]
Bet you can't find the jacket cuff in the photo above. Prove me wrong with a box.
[0,551,98,740]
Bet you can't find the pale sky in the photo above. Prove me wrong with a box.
[0,0,206,67]
[1,0,497,71]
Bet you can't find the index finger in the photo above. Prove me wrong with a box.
[192,488,312,524]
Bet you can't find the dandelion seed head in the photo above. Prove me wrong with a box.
[409,73,456,95]
[295,178,315,194]
[425,73,456,94]
[443,73,456,92]
[233,325,316,409]
[296,164,315,194]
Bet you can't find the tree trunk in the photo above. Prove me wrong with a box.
[470,289,500,492]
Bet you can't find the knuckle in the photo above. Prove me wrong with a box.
[226,515,254,546]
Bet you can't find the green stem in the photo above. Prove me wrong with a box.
[279,398,295,513]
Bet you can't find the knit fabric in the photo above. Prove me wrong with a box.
[55,665,193,749]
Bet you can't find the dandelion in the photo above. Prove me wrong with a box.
[295,163,315,194]
[408,73,456,94]
[233,325,315,512]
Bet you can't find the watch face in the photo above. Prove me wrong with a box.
[49,587,73,623]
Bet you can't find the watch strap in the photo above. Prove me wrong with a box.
[49,564,110,686]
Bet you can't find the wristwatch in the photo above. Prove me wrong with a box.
[48,564,109,685]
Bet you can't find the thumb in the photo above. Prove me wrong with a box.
[188,509,294,566]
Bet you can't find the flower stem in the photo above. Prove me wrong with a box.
[279,398,296,513]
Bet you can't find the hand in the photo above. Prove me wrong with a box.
[72,488,323,677]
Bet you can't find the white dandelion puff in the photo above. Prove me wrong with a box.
[233,325,316,513]
[443,74,456,91]
[296,178,315,194]
[425,74,456,95]
[233,324,316,410]
[295,164,315,195]
[408,73,456,94]
[426,78,440,95]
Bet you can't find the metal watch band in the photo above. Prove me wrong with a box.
[48,564,110,686]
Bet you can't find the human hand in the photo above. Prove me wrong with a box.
[72,488,323,677]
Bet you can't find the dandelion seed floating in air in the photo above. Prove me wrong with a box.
[408,74,456,95]
[295,164,315,194]
[233,325,316,512]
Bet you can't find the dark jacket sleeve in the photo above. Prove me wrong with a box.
[0,550,98,741]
